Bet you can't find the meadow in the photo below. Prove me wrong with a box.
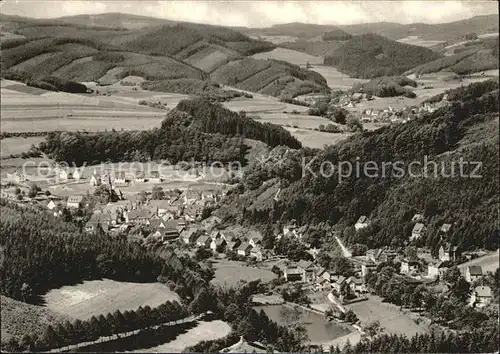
[43,279,180,320]
[0,136,45,158]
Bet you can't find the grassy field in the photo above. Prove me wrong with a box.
[211,260,276,286]
[0,136,45,158]
[345,295,428,337]
[43,279,180,320]
[0,79,186,133]
[1,295,69,341]
[127,320,232,353]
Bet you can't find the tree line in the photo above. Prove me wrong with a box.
[1,301,187,352]
[330,327,499,353]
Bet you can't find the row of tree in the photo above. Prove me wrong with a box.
[2,301,187,352]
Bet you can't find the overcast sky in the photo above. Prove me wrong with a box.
[1,1,498,27]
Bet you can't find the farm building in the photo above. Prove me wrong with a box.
[465,265,483,283]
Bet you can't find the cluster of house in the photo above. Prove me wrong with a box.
[54,168,175,186]
[358,94,450,124]
[280,259,367,297]
[186,228,266,261]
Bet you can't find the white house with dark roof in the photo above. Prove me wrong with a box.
[355,215,370,231]
[465,265,483,283]
[439,243,460,262]
[237,242,252,257]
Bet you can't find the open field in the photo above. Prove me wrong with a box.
[0,79,190,133]
[345,295,428,337]
[458,250,499,274]
[44,279,179,320]
[251,47,323,66]
[1,295,69,341]
[211,260,276,286]
[127,320,232,353]
[0,136,45,158]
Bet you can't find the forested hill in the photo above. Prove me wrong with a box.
[323,33,442,78]
[0,15,331,98]
[216,80,499,253]
[40,99,300,165]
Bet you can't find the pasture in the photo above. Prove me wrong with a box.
[128,320,232,353]
[344,295,428,337]
[44,279,180,320]
[211,260,276,286]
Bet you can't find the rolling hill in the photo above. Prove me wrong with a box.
[247,22,351,40]
[0,14,329,98]
[337,15,499,41]
[323,33,442,78]
[407,37,499,76]
[245,15,498,43]
[56,12,177,29]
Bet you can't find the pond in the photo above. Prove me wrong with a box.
[254,305,351,344]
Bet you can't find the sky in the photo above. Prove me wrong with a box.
[1,1,498,27]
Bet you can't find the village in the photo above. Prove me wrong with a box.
[1,163,496,341]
